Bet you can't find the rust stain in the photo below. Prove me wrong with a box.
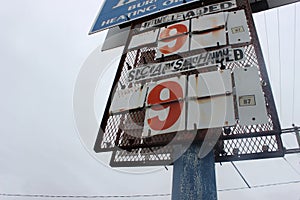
[196,98,211,104]
[195,75,199,96]
[192,25,225,35]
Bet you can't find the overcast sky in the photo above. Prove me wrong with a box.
[0,0,299,200]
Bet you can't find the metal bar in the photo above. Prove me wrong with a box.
[172,144,217,200]
[245,0,284,154]
[293,125,300,148]
[221,131,279,140]
[281,127,297,133]
[285,148,300,154]
[216,151,283,162]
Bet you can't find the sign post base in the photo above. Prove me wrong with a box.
[172,144,217,200]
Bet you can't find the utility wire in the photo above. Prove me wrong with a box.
[0,193,171,199]
[263,12,272,76]
[231,161,251,189]
[2,180,300,199]
[277,8,283,118]
[283,157,300,176]
[292,3,297,123]
[218,180,300,192]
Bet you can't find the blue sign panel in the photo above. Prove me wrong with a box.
[90,0,199,34]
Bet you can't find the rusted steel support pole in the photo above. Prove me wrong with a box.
[172,144,217,200]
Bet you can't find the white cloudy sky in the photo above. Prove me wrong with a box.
[0,0,299,200]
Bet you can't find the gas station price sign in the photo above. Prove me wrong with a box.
[94,0,283,167]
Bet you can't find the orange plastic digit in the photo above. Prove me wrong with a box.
[147,81,183,131]
[159,24,188,55]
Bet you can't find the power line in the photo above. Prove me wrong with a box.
[218,180,300,192]
[1,180,300,198]
[277,8,283,118]
[283,157,300,176]
[292,3,297,123]
[231,161,251,189]
[263,12,272,76]
[0,193,171,199]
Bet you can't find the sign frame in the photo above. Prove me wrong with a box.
[93,0,284,167]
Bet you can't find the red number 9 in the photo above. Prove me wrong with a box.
[159,24,188,55]
[147,81,183,131]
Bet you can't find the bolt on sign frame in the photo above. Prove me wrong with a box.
[94,0,284,167]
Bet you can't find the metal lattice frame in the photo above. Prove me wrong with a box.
[94,0,284,167]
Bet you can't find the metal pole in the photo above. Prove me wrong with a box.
[172,143,217,200]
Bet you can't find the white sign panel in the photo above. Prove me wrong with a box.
[143,76,186,136]
[156,21,190,58]
[188,69,232,98]
[143,101,186,136]
[146,76,186,106]
[127,47,245,83]
[191,12,227,50]
[128,29,159,50]
[227,10,251,44]
[233,66,269,125]
[187,95,235,130]
[102,26,130,51]
[140,0,238,30]
[110,86,148,114]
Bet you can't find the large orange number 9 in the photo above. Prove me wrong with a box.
[159,24,188,55]
[147,81,183,131]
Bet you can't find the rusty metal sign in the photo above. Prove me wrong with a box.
[143,76,186,136]
[191,12,227,50]
[94,0,283,167]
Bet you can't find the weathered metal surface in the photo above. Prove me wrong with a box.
[172,145,217,200]
[128,29,159,50]
[102,26,130,51]
[188,69,232,98]
[110,85,148,114]
[227,10,251,44]
[127,47,245,83]
[143,76,186,136]
[140,0,238,31]
[93,0,283,167]
[191,12,227,50]
[233,66,269,126]
[156,20,190,58]
[187,95,235,130]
